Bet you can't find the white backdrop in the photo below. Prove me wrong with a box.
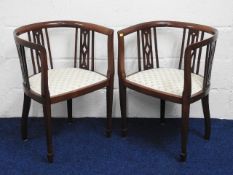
[0,0,232,119]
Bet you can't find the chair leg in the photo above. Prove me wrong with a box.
[21,93,31,140]
[180,102,190,162]
[201,95,211,140]
[43,102,53,163]
[106,84,113,137]
[119,81,127,137]
[67,99,73,123]
[160,100,165,124]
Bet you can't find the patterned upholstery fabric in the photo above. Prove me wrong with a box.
[29,68,107,97]
[126,68,203,96]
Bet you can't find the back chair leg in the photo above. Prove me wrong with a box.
[180,102,190,162]
[21,93,31,140]
[67,99,73,123]
[106,83,113,137]
[43,102,53,163]
[119,81,127,137]
[201,95,211,140]
[160,100,165,124]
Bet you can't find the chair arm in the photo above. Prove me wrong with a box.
[106,30,115,81]
[117,32,126,81]
[183,34,218,98]
[14,34,50,98]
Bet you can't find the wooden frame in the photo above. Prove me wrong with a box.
[14,20,114,163]
[118,21,218,161]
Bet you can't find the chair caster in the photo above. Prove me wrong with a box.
[47,153,54,163]
[121,129,128,137]
[179,153,187,162]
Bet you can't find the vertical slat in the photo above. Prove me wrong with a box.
[74,27,78,68]
[148,28,154,69]
[204,44,210,88]
[40,30,45,46]
[141,30,146,69]
[27,31,36,74]
[17,45,30,89]
[179,28,186,69]
[196,31,205,74]
[137,30,141,71]
[87,30,90,69]
[45,28,53,69]
[32,31,41,72]
[91,30,95,71]
[191,31,199,72]
[153,27,159,68]
[186,30,191,47]
[191,49,197,72]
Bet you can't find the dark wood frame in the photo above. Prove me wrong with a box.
[14,20,114,163]
[118,21,218,161]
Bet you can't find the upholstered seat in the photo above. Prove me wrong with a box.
[29,68,107,97]
[126,68,203,97]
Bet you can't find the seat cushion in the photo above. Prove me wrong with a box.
[29,68,107,97]
[126,68,203,96]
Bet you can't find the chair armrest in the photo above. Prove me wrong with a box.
[117,32,126,81]
[106,30,114,80]
[14,34,49,98]
[183,33,218,98]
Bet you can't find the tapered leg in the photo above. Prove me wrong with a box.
[160,100,165,124]
[43,102,53,163]
[201,95,211,140]
[180,102,190,162]
[67,99,72,123]
[106,84,113,137]
[21,94,31,140]
[119,81,127,137]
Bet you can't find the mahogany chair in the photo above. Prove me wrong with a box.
[118,21,218,161]
[14,21,114,162]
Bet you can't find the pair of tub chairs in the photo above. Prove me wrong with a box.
[14,20,218,162]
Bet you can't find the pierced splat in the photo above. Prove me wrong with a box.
[141,28,154,70]
[28,29,53,73]
[32,30,45,73]
[32,30,45,46]
[187,29,199,46]
[79,28,90,70]
[179,28,203,70]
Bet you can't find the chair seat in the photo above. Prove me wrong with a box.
[29,68,107,97]
[126,68,203,97]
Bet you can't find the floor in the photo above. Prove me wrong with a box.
[0,118,232,175]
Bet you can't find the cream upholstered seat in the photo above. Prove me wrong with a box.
[126,68,203,97]
[29,68,107,97]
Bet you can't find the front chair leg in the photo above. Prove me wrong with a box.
[119,81,127,137]
[67,99,73,123]
[180,102,190,162]
[43,102,53,163]
[160,100,165,124]
[201,95,211,140]
[106,83,113,137]
[21,93,31,140]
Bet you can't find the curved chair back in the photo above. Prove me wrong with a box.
[14,21,114,97]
